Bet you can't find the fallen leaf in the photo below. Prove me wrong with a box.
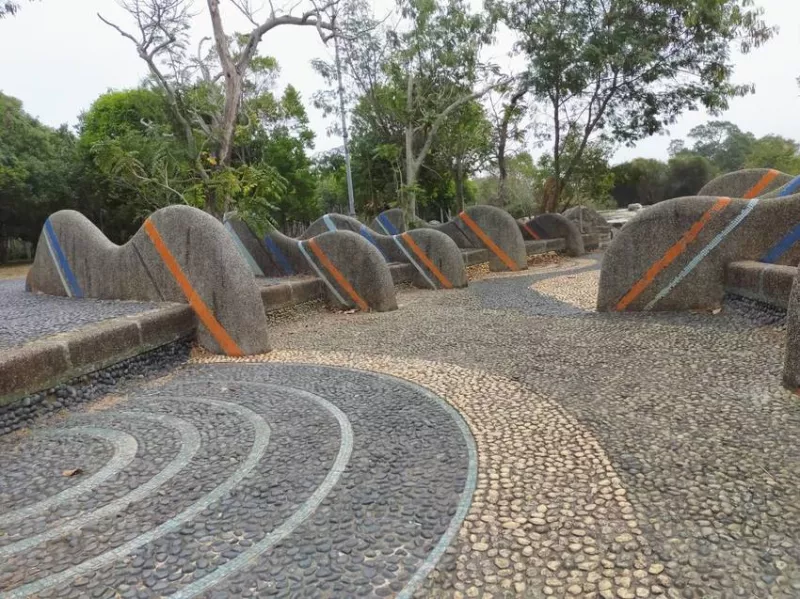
[62,468,83,477]
[712,308,722,315]
[344,309,357,315]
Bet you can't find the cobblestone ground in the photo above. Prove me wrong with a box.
[2,253,799,598]
[0,279,162,348]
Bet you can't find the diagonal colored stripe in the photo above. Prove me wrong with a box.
[322,214,337,232]
[521,221,540,240]
[143,219,243,356]
[224,221,264,277]
[645,199,759,310]
[389,234,437,290]
[297,240,348,306]
[778,174,800,197]
[743,169,780,199]
[761,222,800,263]
[458,211,520,271]
[401,233,453,289]
[378,213,399,235]
[359,224,390,261]
[307,238,369,311]
[43,228,72,297]
[263,234,294,276]
[44,218,83,298]
[615,197,731,311]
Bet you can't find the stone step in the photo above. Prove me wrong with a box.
[725,260,797,309]
[258,262,415,313]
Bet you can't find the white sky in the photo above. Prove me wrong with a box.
[1,0,798,165]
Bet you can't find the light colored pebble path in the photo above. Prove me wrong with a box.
[192,350,669,598]
[532,269,601,311]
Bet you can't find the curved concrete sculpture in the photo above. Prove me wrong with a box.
[434,205,527,272]
[371,208,406,235]
[783,273,800,387]
[563,206,613,239]
[224,215,398,311]
[518,213,585,257]
[300,213,466,289]
[697,168,792,199]
[26,206,270,356]
[597,195,800,312]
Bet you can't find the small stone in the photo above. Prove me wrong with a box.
[615,533,633,543]
[648,564,664,575]
[494,557,510,569]
[636,587,650,598]
[618,589,635,599]
[473,543,488,551]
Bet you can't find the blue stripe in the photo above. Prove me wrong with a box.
[378,213,398,235]
[358,225,390,261]
[262,235,295,276]
[761,223,800,263]
[44,218,83,298]
[777,175,800,197]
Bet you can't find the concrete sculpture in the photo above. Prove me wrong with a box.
[371,208,406,235]
[597,195,800,312]
[300,213,467,289]
[563,205,613,242]
[697,168,793,199]
[433,205,528,271]
[518,213,586,257]
[224,215,398,311]
[27,206,270,356]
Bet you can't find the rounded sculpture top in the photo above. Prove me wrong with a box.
[697,168,792,199]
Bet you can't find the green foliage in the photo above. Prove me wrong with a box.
[744,136,800,174]
[492,0,775,208]
[0,93,79,261]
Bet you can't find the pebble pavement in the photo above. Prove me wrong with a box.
[0,279,162,349]
[1,252,799,598]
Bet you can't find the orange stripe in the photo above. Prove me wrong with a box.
[307,238,369,311]
[615,197,731,311]
[401,233,453,289]
[521,221,541,240]
[459,211,520,271]
[743,169,780,199]
[143,219,243,356]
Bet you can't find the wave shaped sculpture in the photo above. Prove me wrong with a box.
[697,169,794,199]
[300,213,467,290]
[224,215,398,311]
[597,194,800,312]
[429,205,527,272]
[370,208,406,235]
[26,206,271,355]
[518,213,586,257]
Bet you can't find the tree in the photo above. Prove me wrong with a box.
[0,93,77,262]
[684,121,756,172]
[744,135,800,174]
[665,154,715,198]
[314,0,506,221]
[611,159,668,207]
[99,0,336,222]
[0,0,35,18]
[493,0,775,210]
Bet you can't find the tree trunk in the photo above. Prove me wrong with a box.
[454,157,465,212]
[496,85,527,207]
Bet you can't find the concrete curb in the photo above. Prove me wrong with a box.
[0,305,195,406]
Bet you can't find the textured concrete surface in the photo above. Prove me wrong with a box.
[519,214,586,257]
[371,208,406,235]
[434,206,527,272]
[26,207,269,356]
[300,213,467,289]
[563,206,613,244]
[226,215,398,311]
[698,169,792,198]
[598,195,800,312]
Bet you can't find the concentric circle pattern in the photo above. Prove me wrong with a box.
[0,364,476,598]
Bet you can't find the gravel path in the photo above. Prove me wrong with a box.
[2,254,799,598]
[0,279,163,349]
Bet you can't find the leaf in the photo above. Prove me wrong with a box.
[62,468,83,477]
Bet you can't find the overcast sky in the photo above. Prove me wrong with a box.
[1,0,798,165]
